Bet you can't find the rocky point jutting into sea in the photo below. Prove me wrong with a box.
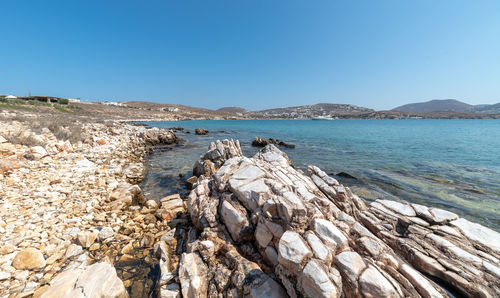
[1,112,499,297]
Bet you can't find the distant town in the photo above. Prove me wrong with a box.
[1,93,499,120]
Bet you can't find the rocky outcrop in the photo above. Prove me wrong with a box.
[195,128,209,135]
[192,139,243,177]
[140,127,179,145]
[161,140,500,298]
[252,137,295,148]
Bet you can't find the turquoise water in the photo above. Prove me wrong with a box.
[142,119,500,231]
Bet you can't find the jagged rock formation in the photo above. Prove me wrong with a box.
[252,137,295,149]
[192,139,243,178]
[195,128,209,135]
[159,140,500,298]
[140,127,180,145]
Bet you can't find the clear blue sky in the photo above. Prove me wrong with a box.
[1,1,499,110]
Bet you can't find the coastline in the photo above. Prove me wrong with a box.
[0,116,182,297]
[1,111,499,297]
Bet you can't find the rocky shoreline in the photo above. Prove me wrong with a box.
[164,140,499,297]
[1,115,499,298]
[0,117,182,297]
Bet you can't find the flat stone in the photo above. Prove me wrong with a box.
[220,199,250,242]
[278,231,312,272]
[399,264,445,298]
[98,227,114,241]
[255,222,273,247]
[179,252,208,298]
[335,251,366,284]
[230,178,270,210]
[378,200,416,217]
[359,265,398,298]
[159,283,181,298]
[305,232,331,261]
[248,276,288,298]
[75,262,127,298]
[429,208,458,224]
[230,165,265,183]
[39,269,82,298]
[312,219,348,253]
[450,218,500,253]
[301,259,339,298]
[146,199,159,210]
[186,176,198,190]
[12,248,46,270]
[0,271,10,281]
[64,244,83,260]
[77,230,98,248]
[278,191,307,223]
[31,146,48,159]
[265,246,279,265]
[0,243,15,255]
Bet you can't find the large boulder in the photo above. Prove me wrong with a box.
[178,253,208,298]
[141,127,179,145]
[39,262,128,298]
[195,128,209,135]
[252,137,295,148]
[12,248,46,270]
[124,162,146,184]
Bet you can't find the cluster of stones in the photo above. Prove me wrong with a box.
[252,137,295,149]
[165,140,499,298]
[0,118,179,297]
[195,129,209,135]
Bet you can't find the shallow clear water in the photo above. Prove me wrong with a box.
[141,119,500,231]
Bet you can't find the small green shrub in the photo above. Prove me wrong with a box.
[0,104,33,111]
[54,105,71,113]
[58,98,69,105]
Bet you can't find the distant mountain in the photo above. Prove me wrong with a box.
[217,107,247,114]
[393,99,474,113]
[253,103,374,118]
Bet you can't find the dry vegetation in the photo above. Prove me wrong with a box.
[1,113,84,145]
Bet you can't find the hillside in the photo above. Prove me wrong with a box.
[251,103,374,118]
[216,107,247,114]
[474,103,500,113]
[393,99,474,113]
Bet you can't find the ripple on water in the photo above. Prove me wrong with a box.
[141,119,500,232]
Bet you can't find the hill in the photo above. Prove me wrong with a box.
[251,103,374,118]
[473,103,500,114]
[216,107,248,114]
[393,99,474,113]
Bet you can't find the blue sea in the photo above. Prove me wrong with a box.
[141,119,500,231]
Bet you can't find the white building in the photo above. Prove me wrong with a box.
[102,101,126,107]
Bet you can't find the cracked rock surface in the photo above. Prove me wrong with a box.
[158,140,500,298]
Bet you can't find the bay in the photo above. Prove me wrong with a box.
[141,119,500,231]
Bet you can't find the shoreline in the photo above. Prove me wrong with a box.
[0,117,183,297]
[1,112,499,297]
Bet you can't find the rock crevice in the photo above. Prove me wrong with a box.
[160,140,500,298]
